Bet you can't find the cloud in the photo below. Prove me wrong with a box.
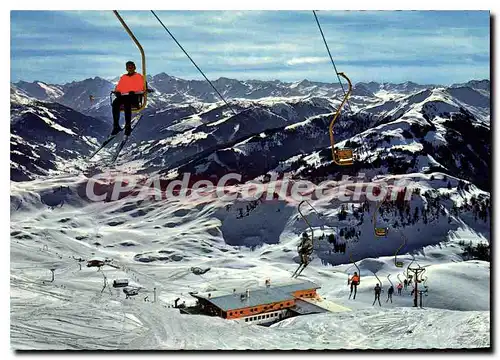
[196,63,489,85]
[10,10,490,85]
[286,57,329,66]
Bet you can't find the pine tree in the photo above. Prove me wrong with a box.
[413,207,419,222]
[327,234,336,244]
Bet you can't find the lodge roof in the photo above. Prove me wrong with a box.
[191,280,319,312]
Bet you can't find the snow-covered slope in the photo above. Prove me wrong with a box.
[10,75,490,350]
[162,85,489,194]
[10,86,108,181]
[10,172,490,349]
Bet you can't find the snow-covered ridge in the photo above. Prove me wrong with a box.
[12,76,489,115]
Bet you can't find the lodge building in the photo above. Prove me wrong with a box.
[184,280,328,325]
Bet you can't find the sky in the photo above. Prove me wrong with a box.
[10,10,490,85]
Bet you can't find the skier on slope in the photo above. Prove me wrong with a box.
[111,61,145,136]
[386,284,394,303]
[348,272,360,300]
[373,283,382,306]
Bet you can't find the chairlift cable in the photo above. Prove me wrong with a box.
[312,10,352,112]
[150,10,238,116]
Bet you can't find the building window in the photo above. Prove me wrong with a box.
[240,311,243,314]
[280,304,283,307]
[229,312,232,316]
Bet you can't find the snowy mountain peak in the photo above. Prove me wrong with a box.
[14,80,64,101]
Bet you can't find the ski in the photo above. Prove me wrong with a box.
[291,264,303,278]
[88,134,120,160]
[111,114,143,164]
[291,261,310,278]
[294,263,309,278]
[88,114,143,160]
[111,136,129,164]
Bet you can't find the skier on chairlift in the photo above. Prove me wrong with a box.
[397,282,403,295]
[386,284,394,303]
[111,61,145,136]
[373,283,382,306]
[298,232,313,265]
[348,272,360,300]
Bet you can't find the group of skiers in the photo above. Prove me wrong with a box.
[372,283,397,305]
[295,233,416,306]
[348,272,413,306]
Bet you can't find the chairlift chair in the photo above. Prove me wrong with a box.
[375,227,388,237]
[334,148,354,166]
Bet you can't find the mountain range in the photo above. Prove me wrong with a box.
[11,75,491,192]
